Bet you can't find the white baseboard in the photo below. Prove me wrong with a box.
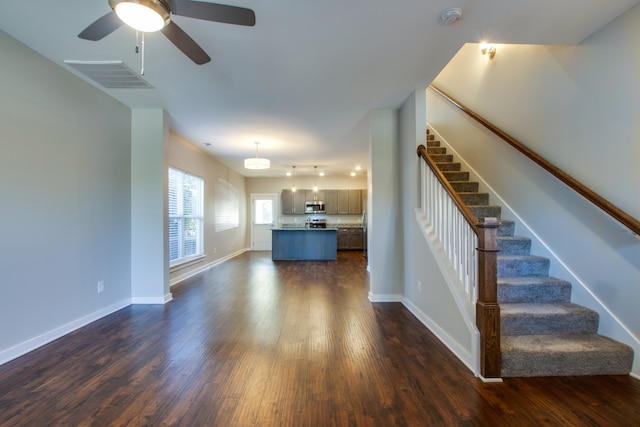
[0,299,131,367]
[170,248,249,287]
[131,292,173,305]
[401,296,477,376]
[368,292,403,303]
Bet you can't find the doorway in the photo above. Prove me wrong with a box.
[251,193,277,250]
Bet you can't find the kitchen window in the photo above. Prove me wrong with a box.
[169,167,204,267]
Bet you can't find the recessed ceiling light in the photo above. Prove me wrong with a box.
[319,172,325,177]
[350,172,356,177]
[355,165,361,171]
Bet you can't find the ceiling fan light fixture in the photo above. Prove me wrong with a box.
[244,141,270,170]
[109,0,170,32]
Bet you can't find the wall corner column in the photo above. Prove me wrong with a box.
[131,108,171,304]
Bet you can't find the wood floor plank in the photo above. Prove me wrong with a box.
[0,251,638,426]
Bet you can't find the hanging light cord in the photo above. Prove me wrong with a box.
[135,30,146,75]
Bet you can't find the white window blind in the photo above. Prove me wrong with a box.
[215,178,239,232]
[169,167,204,265]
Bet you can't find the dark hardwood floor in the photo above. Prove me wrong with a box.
[0,251,639,426]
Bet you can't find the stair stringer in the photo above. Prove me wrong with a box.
[428,125,640,377]
[412,209,487,379]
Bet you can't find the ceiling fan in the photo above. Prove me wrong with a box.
[78,0,256,65]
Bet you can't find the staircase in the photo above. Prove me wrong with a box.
[426,131,634,377]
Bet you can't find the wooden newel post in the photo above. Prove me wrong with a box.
[476,217,501,378]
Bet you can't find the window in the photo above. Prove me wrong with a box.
[169,167,204,266]
[215,178,239,232]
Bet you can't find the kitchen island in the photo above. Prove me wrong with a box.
[271,228,337,260]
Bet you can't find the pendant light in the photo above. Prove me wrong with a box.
[109,0,170,33]
[313,166,318,193]
[291,166,296,192]
[244,141,270,170]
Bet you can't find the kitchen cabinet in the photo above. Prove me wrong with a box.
[282,189,307,215]
[337,226,364,250]
[308,189,325,204]
[348,189,362,214]
[324,190,338,214]
[337,228,350,249]
[348,227,363,249]
[272,229,337,260]
[282,188,365,215]
[337,190,350,214]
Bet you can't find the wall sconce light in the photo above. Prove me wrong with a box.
[480,43,496,59]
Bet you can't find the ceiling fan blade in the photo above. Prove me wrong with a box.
[170,0,256,26]
[78,12,123,41]
[161,21,211,65]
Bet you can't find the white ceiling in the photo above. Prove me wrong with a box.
[1,0,638,178]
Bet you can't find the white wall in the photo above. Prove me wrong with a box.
[430,4,640,374]
[167,133,248,285]
[0,31,133,363]
[131,109,170,303]
[368,109,403,300]
[398,90,476,371]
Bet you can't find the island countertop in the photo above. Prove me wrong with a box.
[271,228,337,260]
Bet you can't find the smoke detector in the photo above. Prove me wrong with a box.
[441,7,462,25]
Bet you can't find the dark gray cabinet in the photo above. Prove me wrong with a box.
[348,189,362,214]
[282,189,307,215]
[337,227,364,250]
[337,190,350,214]
[324,190,338,214]
[282,188,365,215]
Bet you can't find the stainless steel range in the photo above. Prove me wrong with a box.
[307,218,327,228]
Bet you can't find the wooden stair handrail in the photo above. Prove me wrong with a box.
[416,144,479,234]
[429,84,640,236]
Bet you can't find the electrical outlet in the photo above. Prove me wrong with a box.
[98,281,104,293]
[418,280,422,292]
[214,247,217,254]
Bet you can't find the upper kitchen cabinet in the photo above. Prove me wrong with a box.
[337,190,350,214]
[309,189,325,203]
[282,188,365,215]
[348,189,362,214]
[282,189,307,215]
[338,189,362,215]
[324,190,338,214]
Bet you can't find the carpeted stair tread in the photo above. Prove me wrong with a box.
[498,255,550,277]
[449,181,479,192]
[501,303,599,335]
[498,276,571,303]
[436,162,461,171]
[497,236,532,255]
[458,192,490,206]
[468,205,502,219]
[501,334,634,377]
[442,171,469,181]
[428,147,447,155]
[430,154,453,162]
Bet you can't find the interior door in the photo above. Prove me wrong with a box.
[251,194,277,250]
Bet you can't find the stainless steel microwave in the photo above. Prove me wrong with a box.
[305,201,326,213]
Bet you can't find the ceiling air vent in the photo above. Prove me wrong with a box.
[63,60,153,89]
